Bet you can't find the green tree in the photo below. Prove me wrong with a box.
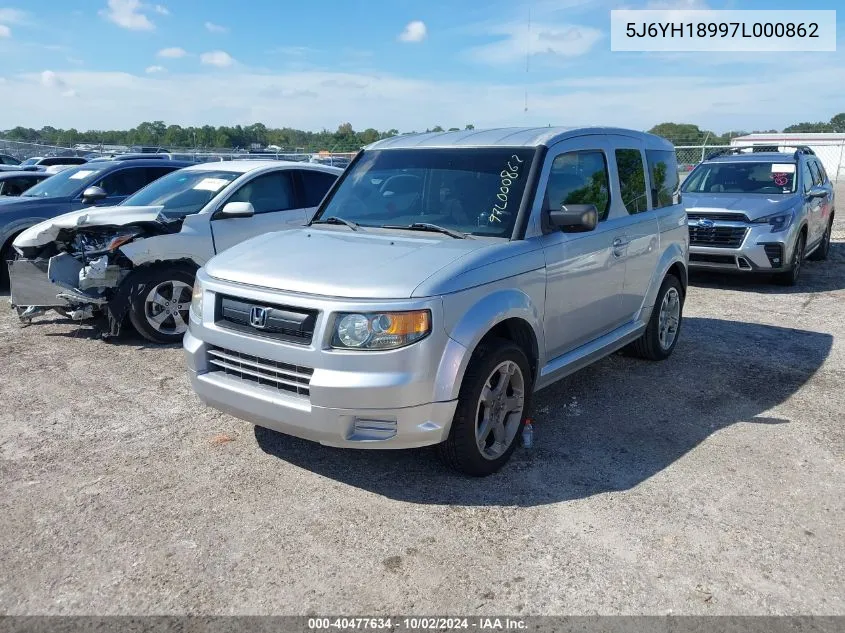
[829,113,845,133]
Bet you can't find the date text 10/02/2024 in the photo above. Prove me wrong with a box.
[306,617,528,630]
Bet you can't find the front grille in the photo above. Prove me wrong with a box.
[688,225,748,248]
[690,253,737,265]
[687,212,750,223]
[763,244,784,267]
[207,346,313,398]
[216,294,317,344]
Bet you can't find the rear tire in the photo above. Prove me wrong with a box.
[127,265,196,344]
[437,338,532,477]
[807,218,833,261]
[0,237,15,289]
[775,231,806,286]
[627,274,684,361]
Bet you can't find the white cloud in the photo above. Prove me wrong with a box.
[157,46,187,58]
[0,24,9,38]
[4,63,842,135]
[154,4,169,15]
[0,8,28,24]
[468,21,603,65]
[62,89,78,98]
[100,0,155,31]
[647,0,710,7]
[398,20,427,43]
[205,21,228,34]
[200,50,235,67]
[40,70,66,89]
[145,65,166,73]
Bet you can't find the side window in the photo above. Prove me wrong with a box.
[299,170,338,207]
[645,149,680,209]
[97,168,148,197]
[802,162,814,193]
[5,178,31,196]
[545,151,610,221]
[808,160,823,186]
[615,149,648,215]
[226,171,296,214]
[144,167,177,186]
[816,160,829,183]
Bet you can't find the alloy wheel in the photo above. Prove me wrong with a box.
[658,287,681,350]
[475,360,525,460]
[144,280,192,335]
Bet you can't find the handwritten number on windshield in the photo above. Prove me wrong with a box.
[489,154,524,223]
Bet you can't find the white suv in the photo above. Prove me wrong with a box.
[11,161,342,343]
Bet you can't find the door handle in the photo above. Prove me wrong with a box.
[612,237,629,257]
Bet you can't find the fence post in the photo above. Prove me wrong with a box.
[837,141,844,184]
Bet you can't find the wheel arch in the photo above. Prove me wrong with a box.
[434,289,544,402]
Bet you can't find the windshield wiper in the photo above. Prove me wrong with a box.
[311,216,359,231]
[381,222,469,239]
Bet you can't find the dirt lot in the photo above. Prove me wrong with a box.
[1,193,843,616]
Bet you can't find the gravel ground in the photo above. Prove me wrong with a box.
[1,192,843,616]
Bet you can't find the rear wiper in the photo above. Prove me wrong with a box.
[311,216,359,231]
[381,222,469,239]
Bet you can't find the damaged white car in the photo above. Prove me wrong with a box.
[10,160,342,343]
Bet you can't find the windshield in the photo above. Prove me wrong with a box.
[21,165,107,198]
[20,158,40,166]
[682,161,797,195]
[316,148,537,238]
[121,169,238,216]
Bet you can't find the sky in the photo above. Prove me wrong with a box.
[0,0,842,134]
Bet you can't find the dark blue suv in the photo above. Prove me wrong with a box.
[0,159,192,286]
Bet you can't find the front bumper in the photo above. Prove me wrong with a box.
[688,221,797,273]
[183,274,464,450]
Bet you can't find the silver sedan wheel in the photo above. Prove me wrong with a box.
[658,287,681,350]
[144,280,191,335]
[475,360,525,460]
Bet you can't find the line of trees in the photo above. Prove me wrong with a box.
[649,112,845,146]
[0,122,478,151]
[4,112,844,151]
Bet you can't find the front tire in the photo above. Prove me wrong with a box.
[127,265,196,344]
[775,231,806,286]
[627,274,684,361]
[437,339,532,477]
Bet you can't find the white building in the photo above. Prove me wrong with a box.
[730,133,845,182]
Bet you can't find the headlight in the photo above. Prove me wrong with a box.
[190,277,203,321]
[332,310,431,350]
[106,230,141,251]
[753,210,794,233]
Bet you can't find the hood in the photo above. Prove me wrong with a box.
[0,194,71,212]
[13,205,167,249]
[205,227,492,299]
[683,193,800,220]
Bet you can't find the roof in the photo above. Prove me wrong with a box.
[366,127,672,150]
[0,171,49,180]
[182,160,343,174]
[707,152,798,163]
[733,133,845,141]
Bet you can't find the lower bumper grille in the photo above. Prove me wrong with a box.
[688,226,748,248]
[690,253,737,265]
[207,346,313,398]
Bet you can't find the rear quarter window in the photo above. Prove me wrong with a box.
[646,149,680,208]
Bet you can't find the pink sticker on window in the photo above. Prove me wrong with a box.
[772,173,789,186]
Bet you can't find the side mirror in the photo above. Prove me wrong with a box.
[548,203,598,233]
[81,186,107,204]
[217,201,255,218]
[807,185,827,199]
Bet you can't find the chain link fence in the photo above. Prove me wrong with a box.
[675,143,845,183]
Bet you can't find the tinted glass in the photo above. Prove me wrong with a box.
[40,157,87,166]
[122,169,239,216]
[227,171,296,214]
[615,149,648,214]
[1,177,42,196]
[682,161,797,195]
[299,170,338,207]
[317,148,536,237]
[545,151,610,221]
[646,149,680,208]
[20,158,39,166]
[1,155,19,165]
[97,168,150,197]
[808,160,823,186]
[20,165,108,198]
[814,160,829,182]
[802,162,814,193]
